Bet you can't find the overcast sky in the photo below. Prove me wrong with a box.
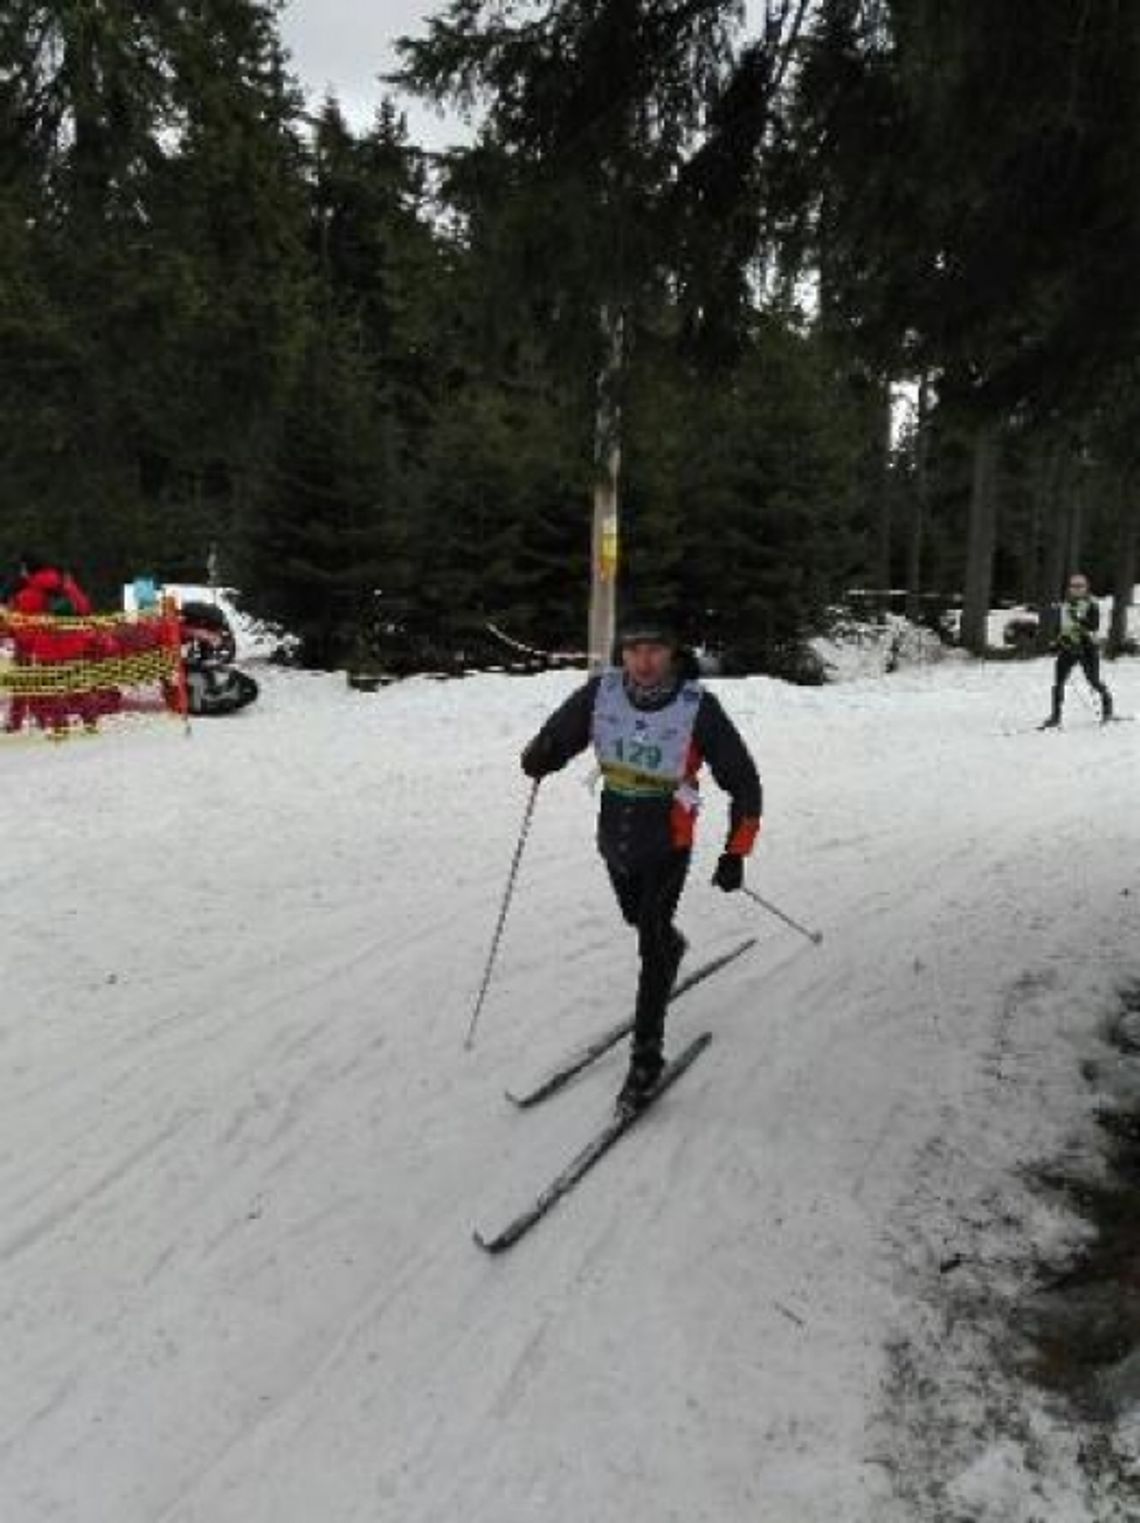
[279,2,764,148]
[279,1,461,145]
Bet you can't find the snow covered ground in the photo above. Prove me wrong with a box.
[2,655,1139,1521]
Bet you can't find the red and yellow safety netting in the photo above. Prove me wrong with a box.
[0,603,187,741]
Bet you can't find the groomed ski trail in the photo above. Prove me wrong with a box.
[2,659,1138,1522]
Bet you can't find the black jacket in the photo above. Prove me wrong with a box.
[523,669,762,871]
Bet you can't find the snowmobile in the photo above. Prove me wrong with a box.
[179,602,258,717]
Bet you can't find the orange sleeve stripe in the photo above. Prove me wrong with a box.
[727,816,762,856]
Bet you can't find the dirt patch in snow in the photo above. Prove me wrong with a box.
[1021,993,1140,1420]
[877,972,1140,1520]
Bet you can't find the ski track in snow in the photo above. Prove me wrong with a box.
[1,659,1138,1521]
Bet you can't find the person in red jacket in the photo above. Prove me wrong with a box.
[6,554,95,732]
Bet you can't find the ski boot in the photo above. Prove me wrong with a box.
[616,1045,664,1117]
[1038,715,1061,731]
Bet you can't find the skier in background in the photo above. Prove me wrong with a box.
[520,617,762,1114]
[1039,571,1114,729]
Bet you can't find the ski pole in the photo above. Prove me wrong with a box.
[742,885,823,945]
[465,779,541,1050]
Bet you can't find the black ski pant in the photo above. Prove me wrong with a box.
[1051,645,1112,720]
[606,849,690,1058]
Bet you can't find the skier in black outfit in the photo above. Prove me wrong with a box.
[1040,572,1113,729]
[520,618,762,1113]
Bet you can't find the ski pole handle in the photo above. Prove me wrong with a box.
[465,779,542,1050]
[741,885,823,945]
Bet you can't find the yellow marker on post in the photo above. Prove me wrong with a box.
[599,514,619,582]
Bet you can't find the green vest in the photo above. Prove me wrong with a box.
[1058,598,1092,647]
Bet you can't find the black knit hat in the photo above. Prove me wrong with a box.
[615,614,678,650]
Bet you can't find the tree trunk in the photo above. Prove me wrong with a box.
[874,377,893,603]
[905,375,930,623]
[1108,472,1138,655]
[1040,447,1069,606]
[1066,463,1085,575]
[960,421,999,654]
[588,305,624,671]
[1022,445,1044,607]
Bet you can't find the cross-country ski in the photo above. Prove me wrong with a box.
[505,938,755,1108]
[476,1033,713,1254]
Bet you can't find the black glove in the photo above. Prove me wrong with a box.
[520,737,551,780]
[712,852,744,893]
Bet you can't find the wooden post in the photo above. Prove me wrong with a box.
[588,305,624,672]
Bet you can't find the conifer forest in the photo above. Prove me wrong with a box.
[3,2,1139,670]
